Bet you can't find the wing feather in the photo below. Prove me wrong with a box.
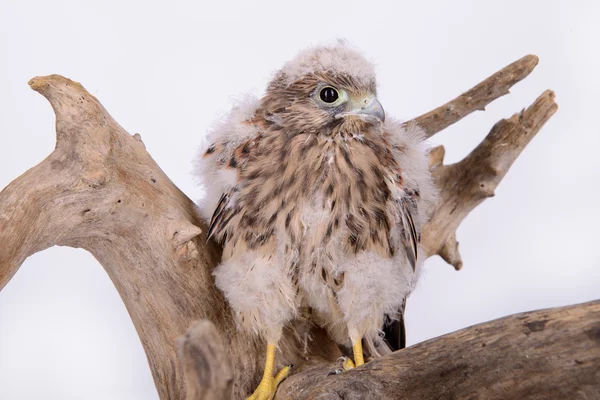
[205,136,258,242]
[207,191,231,240]
[399,197,419,271]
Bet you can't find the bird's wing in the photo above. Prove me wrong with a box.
[204,136,258,242]
[385,189,420,351]
[398,191,420,271]
[379,120,437,353]
[207,190,233,240]
[193,96,264,223]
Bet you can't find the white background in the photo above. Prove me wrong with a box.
[1,1,598,399]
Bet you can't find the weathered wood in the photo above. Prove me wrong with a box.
[0,75,273,399]
[277,300,600,399]
[0,54,570,399]
[411,55,539,138]
[178,321,234,400]
[421,90,558,270]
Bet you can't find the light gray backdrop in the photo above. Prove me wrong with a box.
[1,1,598,399]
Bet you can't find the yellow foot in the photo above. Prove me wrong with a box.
[329,335,366,375]
[343,356,356,370]
[329,356,357,375]
[247,365,292,400]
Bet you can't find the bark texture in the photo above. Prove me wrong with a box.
[0,55,587,400]
[276,300,600,400]
[178,321,234,400]
[412,55,540,138]
[422,89,557,269]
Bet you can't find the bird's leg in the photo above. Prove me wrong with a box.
[348,328,365,368]
[352,338,365,366]
[331,329,365,374]
[247,343,292,400]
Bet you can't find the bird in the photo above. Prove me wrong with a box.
[193,41,437,400]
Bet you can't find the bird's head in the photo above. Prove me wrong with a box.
[260,42,385,136]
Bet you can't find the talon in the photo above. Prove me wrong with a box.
[247,344,292,400]
[328,368,344,376]
[343,357,356,370]
[335,355,357,371]
[273,364,292,387]
[247,375,274,400]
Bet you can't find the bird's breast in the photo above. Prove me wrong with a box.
[232,132,400,265]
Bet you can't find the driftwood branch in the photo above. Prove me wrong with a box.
[412,54,539,138]
[421,89,557,270]
[178,321,234,400]
[276,300,600,399]
[0,55,583,400]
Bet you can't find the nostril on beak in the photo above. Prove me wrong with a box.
[361,98,372,111]
[343,95,385,123]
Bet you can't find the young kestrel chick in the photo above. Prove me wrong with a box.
[194,42,437,399]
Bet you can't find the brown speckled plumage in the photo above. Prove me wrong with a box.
[194,42,436,363]
[208,71,418,264]
[209,114,416,263]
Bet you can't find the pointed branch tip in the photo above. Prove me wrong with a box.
[410,54,540,138]
[172,223,203,248]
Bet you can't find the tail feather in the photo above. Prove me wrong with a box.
[383,297,407,352]
[383,316,406,351]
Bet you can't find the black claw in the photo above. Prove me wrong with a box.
[288,364,295,368]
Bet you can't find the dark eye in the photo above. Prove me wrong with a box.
[319,87,339,103]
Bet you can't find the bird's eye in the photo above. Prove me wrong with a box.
[319,87,339,103]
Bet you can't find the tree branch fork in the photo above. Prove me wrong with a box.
[1,55,594,400]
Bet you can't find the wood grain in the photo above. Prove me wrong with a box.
[277,301,600,399]
[0,55,576,400]
[410,55,539,138]
[421,90,558,270]
[178,321,234,400]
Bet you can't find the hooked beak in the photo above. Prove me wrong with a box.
[337,94,385,123]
